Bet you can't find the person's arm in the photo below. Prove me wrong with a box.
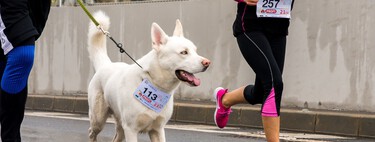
[28,0,51,40]
[0,0,38,48]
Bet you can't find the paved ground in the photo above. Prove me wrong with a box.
[15,111,375,142]
[26,95,375,138]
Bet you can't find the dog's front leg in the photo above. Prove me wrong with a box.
[149,128,166,142]
[124,127,138,142]
[112,117,125,142]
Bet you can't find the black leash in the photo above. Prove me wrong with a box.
[77,0,143,69]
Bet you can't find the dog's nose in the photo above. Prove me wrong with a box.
[202,58,211,67]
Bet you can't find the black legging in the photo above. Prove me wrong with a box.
[236,32,286,117]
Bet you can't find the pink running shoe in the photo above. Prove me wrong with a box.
[213,87,232,129]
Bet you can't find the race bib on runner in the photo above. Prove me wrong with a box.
[133,79,171,113]
[256,0,293,18]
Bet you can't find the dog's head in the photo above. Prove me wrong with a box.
[150,20,210,87]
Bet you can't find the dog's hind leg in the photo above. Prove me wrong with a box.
[88,83,110,142]
[88,94,110,141]
[112,115,125,142]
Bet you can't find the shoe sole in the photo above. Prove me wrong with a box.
[213,87,224,129]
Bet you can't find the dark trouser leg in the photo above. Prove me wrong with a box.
[0,87,28,142]
[243,77,265,105]
[0,45,35,142]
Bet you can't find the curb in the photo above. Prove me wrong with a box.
[26,95,375,139]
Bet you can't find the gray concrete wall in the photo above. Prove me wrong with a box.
[29,0,375,112]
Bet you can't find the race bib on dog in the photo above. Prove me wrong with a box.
[256,0,293,18]
[133,79,171,113]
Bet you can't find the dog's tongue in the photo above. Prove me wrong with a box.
[186,74,201,86]
[181,71,201,86]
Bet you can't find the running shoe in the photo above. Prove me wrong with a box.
[213,87,232,129]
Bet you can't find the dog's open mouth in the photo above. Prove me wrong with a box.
[175,70,201,86]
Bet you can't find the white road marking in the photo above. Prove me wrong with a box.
[25,111,357,142]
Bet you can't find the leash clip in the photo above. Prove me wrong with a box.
[97,25,110,37]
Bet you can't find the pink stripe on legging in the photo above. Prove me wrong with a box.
[241,5,247,32]
[262,88,278,117]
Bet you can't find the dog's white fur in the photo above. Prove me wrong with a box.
[87,11,210,142]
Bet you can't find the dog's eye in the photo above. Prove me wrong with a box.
[180,50,188,55]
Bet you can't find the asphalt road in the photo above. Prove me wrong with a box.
[12,111,375,142]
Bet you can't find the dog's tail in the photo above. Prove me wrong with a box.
[87,11,111,71]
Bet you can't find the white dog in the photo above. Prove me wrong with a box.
[87,11,210,142]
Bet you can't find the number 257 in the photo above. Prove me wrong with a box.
[262,0,280,8]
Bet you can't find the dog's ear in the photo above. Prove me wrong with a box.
[151,23,168,51]
[173,19,184,37]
